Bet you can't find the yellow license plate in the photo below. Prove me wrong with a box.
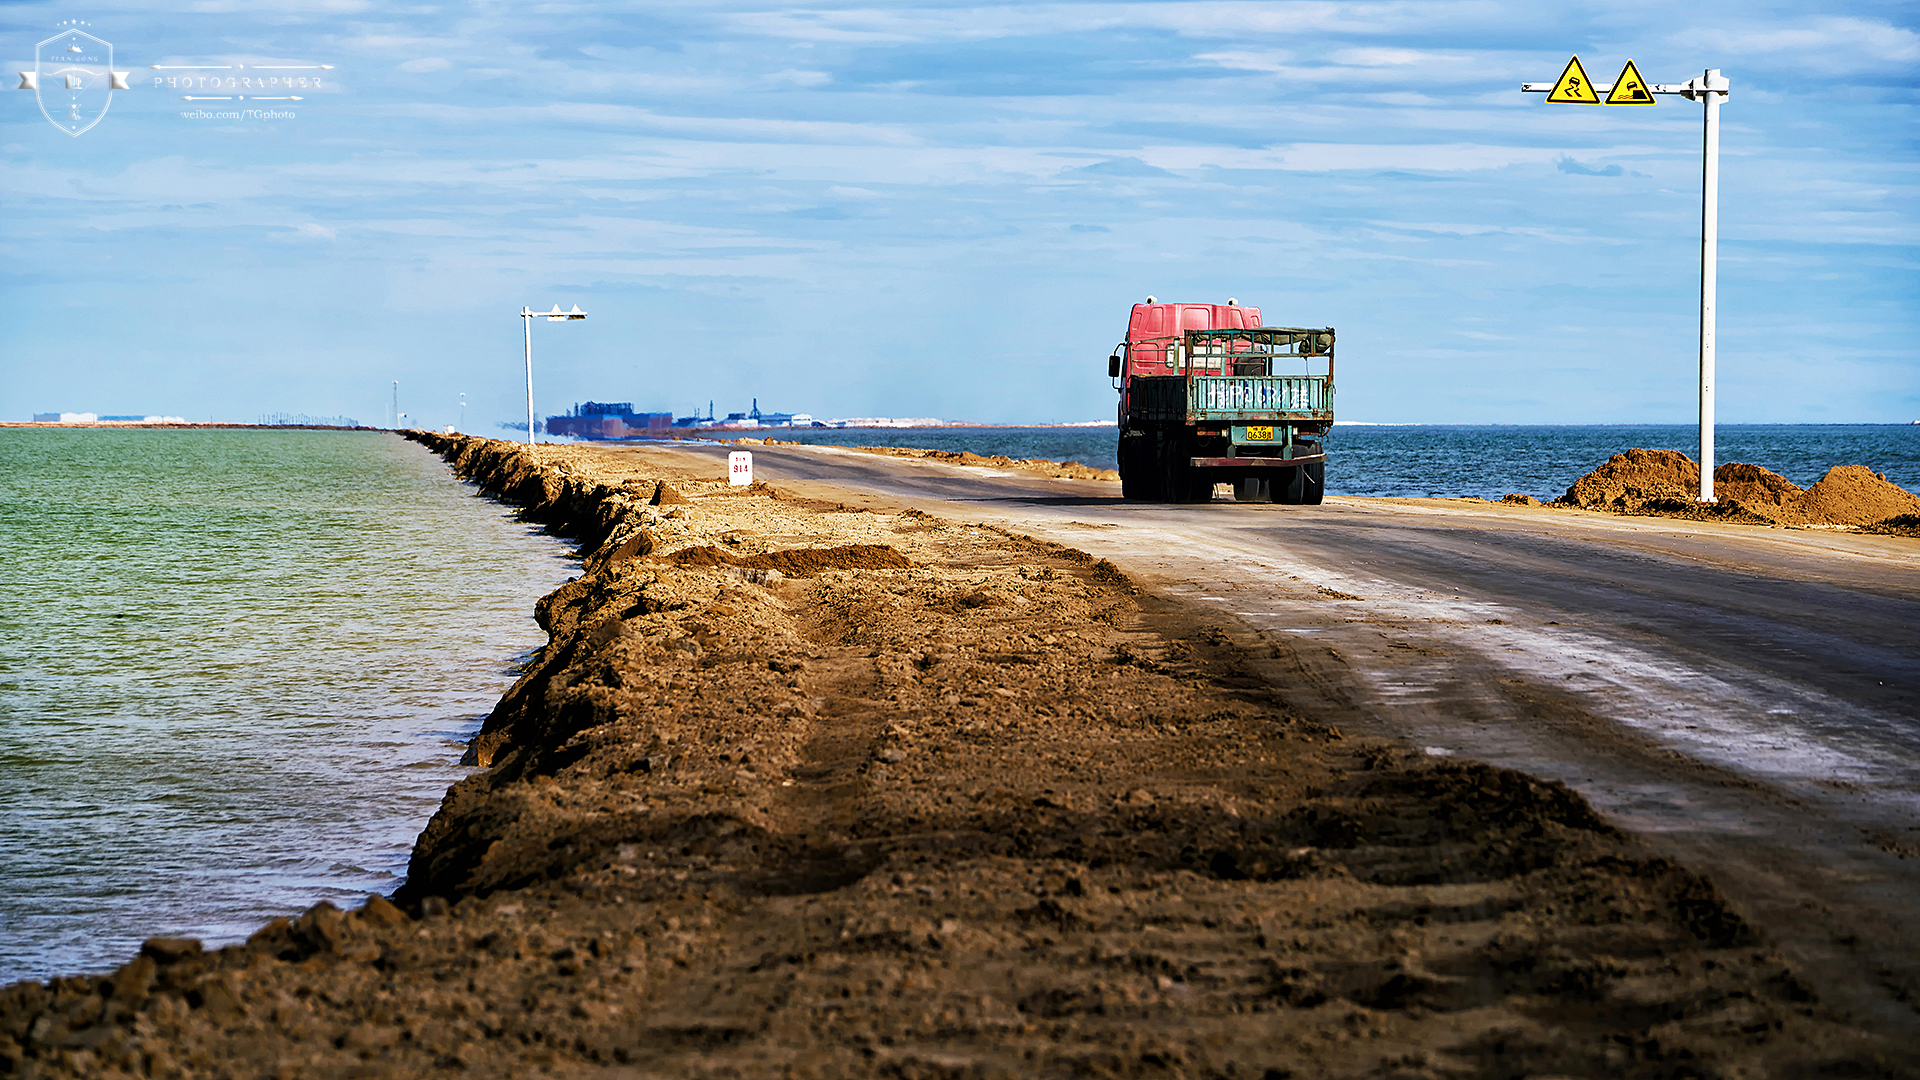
[1244,426,1273,441]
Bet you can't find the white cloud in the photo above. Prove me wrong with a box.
[391,102,921,146]
[1329,47,1443,66]
[722,2,1432,44]
[1687,16,1920,68]
[765,69,831,87]
[397,57,451,73]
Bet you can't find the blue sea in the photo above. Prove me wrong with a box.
[720,424,1920,500]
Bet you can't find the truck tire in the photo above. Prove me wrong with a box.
[1235,476,1272,503]
[1175,470,1215,503]
[1275,465,1307,504]
[1119,435,1145,500]
[1123,429,1166,501]
[1301,462,1325,505]
[1158,429,1211,503]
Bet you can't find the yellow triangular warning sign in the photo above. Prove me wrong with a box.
[1545,55,1599,104]
[1604,59,1655,105]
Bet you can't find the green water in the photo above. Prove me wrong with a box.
[0,430,574,984]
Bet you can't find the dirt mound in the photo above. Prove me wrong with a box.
[665,543,912,576]
[1559,450,1920,530]
[663,544,737,568]
[1558,448,1699,508]
[649,482,690,506]
[1500,493,1542,506]
[1714,462,1806,522]
[1803,465,1920,526]
[1859,513,1920,538]
[1557,451,1801,525]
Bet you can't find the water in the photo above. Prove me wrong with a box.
[727,424,1920,500]
[0,429,575,984]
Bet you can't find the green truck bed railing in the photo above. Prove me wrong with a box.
[1178,327,1333,420]
[1190,375,1328,416]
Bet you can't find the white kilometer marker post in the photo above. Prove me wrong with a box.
[519,304,588,448]
[1525,61,1730,502]
[729,452,754,487]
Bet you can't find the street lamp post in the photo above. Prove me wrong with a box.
[519,304,587,447]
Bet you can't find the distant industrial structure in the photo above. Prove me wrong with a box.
[31,412,188,424]
[545,399,827,440]
[698,399,815,430]
[259,413,362,428]
[545,402,674,440]
[539,398,967,441]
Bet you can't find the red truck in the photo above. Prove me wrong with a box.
[1108,299,1334,504]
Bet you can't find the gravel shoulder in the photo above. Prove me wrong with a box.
[1,435,1912,1080]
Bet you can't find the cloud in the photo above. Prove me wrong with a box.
[1067,157,1177,178]
[721,3,1425,45]
[397,57,451,73]
[1688,16,1920,69]
[1557,156,1623,177]
[1070,224,1111,233]
[765,69,830,87]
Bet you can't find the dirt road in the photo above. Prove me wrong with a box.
[632,440,1920,1041]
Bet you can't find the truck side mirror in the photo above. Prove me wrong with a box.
[1107,355,1122,378]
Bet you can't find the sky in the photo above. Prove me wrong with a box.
[2,1,1915,430]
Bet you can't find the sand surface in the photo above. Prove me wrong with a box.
[2,434,1915,1079]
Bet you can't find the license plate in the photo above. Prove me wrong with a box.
[1244,426,1273,441]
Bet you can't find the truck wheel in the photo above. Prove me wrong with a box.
[1158,430,1209,503]
[1275,465,1307,504]
[1301,462,1325,505]
[1119,435,1144,499]
[1155,427,1179,502]
[1235,476,1272,503]
[1175,471,1216,503]
[1126,430,1166,501]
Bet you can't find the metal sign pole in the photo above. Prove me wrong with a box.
[1523,61,1730,502]
[1697,69,1723,502]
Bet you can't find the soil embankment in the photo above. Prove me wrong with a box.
[1556,448,1920,533]
[2,434,1910,1079]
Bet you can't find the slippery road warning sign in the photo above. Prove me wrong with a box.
[1545,55,1599,103]
[1605,59,1655,105]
